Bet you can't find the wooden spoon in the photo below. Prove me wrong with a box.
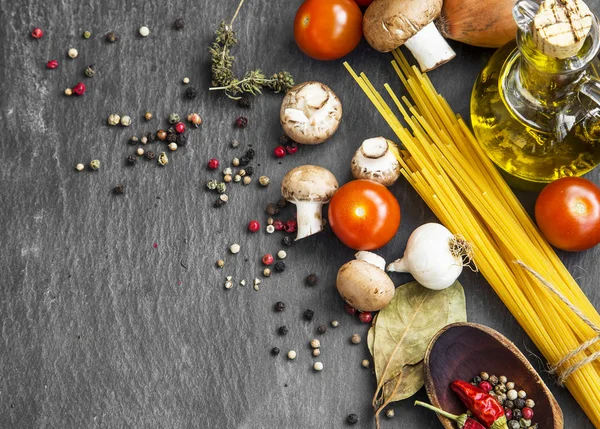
[423,322,563,429]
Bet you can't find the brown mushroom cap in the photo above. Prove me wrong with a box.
[364,0,443,52]
[336,259,395,312]
[281,165,339,203]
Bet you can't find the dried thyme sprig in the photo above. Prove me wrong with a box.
[209,1,294,99]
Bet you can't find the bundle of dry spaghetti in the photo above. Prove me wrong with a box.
[345,50,600,427]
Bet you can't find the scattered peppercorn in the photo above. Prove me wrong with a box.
[238,96,251,108]
[362,359,370,368]
[330,320,339,328]
[233,175,241,183]
[514,398,526,409]
[274,261,285,272]
[136,148,144,156]
[245,148,255,159]
[75,163,85,171]
[512,409,522,421]
[223,174,232,183]
[168,113,181,124]
[139,26,150,37]
[385,409,395,419]
[489,375,499,386]
[310,339,321,349]
[31,28,44,39]
[175,122,186,134]
[358,312,373,324]
[347,414,359,425]
[279,134,290,145]
[266,203,279,216]
[479,381,492,392]
[219,194,229,203]
[313,348,321,357]
[72,82,86,96]
[351,334,361,344]
[317,325,327,335]
[277,250,287,259]
[259,176,270,187]
[176,134,188,147]
[157,129,167,141]
[525,399,535,409]
[108,114,120,126]
[144,111,153,121]
[263,268,272,277]
[168,142,178,151]
[282,236,294,247]
[106,32,119,42]
[313,362,323,371]
[46,60,58,69]
[89,159,100,171]
[344,303,357,316]
[283,220,297,233]
[303,309,314,321]
[173,18,185,30]
[235,117,248,128]
[273,220,284,231]
[231,139,240,148]
[306,274,318,286]
[188,113,202,127]
[208,158,220,170]
[265,225,275,233]
[68,48,78,59]
[82,30,91,39]
[216,182,227,194]
[166,130,177,143]
[271,347,280,356]
[120,115,131,126]
[216,259,225,268]
[127,155,138,165]
[229,243,240,254]
[145,150,156,160]
[278,326,289,336]
[480,372,490,381]
[185,86,198,99]
[242,176,251,185]
[286,143,299,154]
[274,301,286,312]
[113,184,125,195]
[248,220,260,233]
[84,65,95,77]
[158,152,168,166]
[273,146,286,158]
[64,88,73,96]
[287,350,296,360]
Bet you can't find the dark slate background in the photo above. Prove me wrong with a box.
[1,0,598,428]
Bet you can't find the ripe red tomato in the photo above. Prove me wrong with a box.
[294,0,363,61]
[535,177,600,251]
[328,180,401,250]
[353,0,374,6]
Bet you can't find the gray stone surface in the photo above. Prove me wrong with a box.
[0,0,598,428]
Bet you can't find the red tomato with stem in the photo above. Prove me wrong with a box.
[328,180,401,250]
[535,177,600,251]
[294,0,363,61]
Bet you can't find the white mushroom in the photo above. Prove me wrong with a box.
[351,137,401,187]
[336,251,395,312]
[363,0,456,72]
[281,165,339,240]
[280,82,342,145]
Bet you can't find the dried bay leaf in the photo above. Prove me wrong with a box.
[382,361,424,402]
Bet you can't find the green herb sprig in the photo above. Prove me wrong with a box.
[209,0,294,99]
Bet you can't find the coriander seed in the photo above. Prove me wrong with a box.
[229,243,240,254]
[89,159,100,171]
[263,268,271,277]
[351,334,361,344]
[75,163,85,171]
[107,114,120,126]
[144,112,153,121]
[330,320,339,328]
[168,113,180,124]
[242,176,251,185]
[157,152,168,166]
[216,259,225,268]
[139,26,150,37]
[313,362,323,371]
[518,390,527,399]
[287,350,296,360]
[361,359,370,368]
[216,183,227,194]
[64,88,73,96]
[206,180,218,190]
[68,48,78,59]
[312,348,321,357]
[168,142,178,151]
[120,115,132,127]
[238,169,246,177]
[259,176,270,187]
[82,30,91,39]
[84,65,95,77]
[310,339,321,349]
[136,148,144,156]
[266,225,275,234]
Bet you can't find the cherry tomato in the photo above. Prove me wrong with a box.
[353,0,374,6]
[294,0,363,61]
[328,180,401,250]
[535,177,600,251]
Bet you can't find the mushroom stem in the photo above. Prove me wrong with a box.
[295,201,325,240]
[404,22,456,72]
[386,257,408,273]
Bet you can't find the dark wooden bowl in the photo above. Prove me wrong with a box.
[423,323,563,429]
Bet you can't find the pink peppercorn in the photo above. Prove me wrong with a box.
[284,220,297,233]
[504,408,513,421]
[46,60,58,69]
[344,303,357,316]
[262,254,274,265]
[31,28,44,39]
[358,312,373,324]
[72,82,86,96]
[286,143,298,154]
[175,122,186,134]
[273,146,286,158]
[478,381,492,392]
[207,158,219,170]
[521,407,534,420]
[248,220,260,233]
[273,220,284,231]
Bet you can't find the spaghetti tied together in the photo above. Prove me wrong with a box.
[345,50,600,428]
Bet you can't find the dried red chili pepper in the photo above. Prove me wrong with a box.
[414,401,486,429]
[450,380,508,429]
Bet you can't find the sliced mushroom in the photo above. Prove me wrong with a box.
[336,251,395,312]
[280,82,342,145]
[351,137,401,187]
[281,165,339,240]
[363,0,456,71]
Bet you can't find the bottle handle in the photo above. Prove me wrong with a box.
[513,0,540,32]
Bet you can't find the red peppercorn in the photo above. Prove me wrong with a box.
[478,381,492,392]
[358,312,373,324]
[284,220,297,233]
[344,303,357,316]
[262,254,274,265]
[521,407,534,420]
[175,122,186,134]
[273,146,286,158]
[72,82,86,96]
[273,220,284,231]
[207,158,220,170]
[286,143,299,154]
[31,28,44,39]
[235,116,248,128]
[46,60,58,69]
[504,408,513,421]
[248,220,260,233]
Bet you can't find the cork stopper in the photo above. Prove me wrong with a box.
[532,0,593,59]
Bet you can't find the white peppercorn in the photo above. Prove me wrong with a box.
[68,48,78,58]
[139,26,150,37]
[223,174,232,183]
[499,375,507,384]
[216,259,225,268]
[361,359,370,368]
[385,409,395,419]
[229,243,240,254]
[266,225,275,234]
[168,142,178,151]
[287,350,296,360]
[310,339,321,349]
[277,250,287,259]
[313,362,323,371]
[507,390,518,401]
[182,77,190,84]
[259,176,270,187]
[525,399,535,408]
[312,348,321,357]
[140,136,148,144]
[64,88,73,96]
[351,334,361,344]
[224,280,233,289]
[107,114,120,126]
[242,176,251,185]
[233,174,241,182]
[232,157,240,167]
[330,320,339,328]
[136,148,144,156]
[75,163,85,171]
[120,115,132,126]
[506,382,515,390]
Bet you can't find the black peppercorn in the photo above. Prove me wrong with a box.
[274,261,286,272]
[512,409,522,420]
[278,326,289,336]
[505,400,515,409]
[239,156,250,167]
[306,274,318,286]
[173,18,185,30]
[235,116,248,128]
[347,414,359,425]
[274,301,286,312]
[214,199,226,208]
[146,132,156,142]
[127,155,138,165]
[185,86,198,99]
[145,150,156,160]
[303,309,314,321]
[167,131,177,143]
[472,376,482,384]
[113,184,125,195]
[238,96,251,108]
[317,324,327,335]
[245,148,255,159]
[245,166,254,176]
[282,236,294,247]
[279,134,290,145]
[176,133,188,147]
[271,347,280,356]
[105,31,119,42]
[266,203,280,216]
[277,198,288,209]
[514,398,526,409]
